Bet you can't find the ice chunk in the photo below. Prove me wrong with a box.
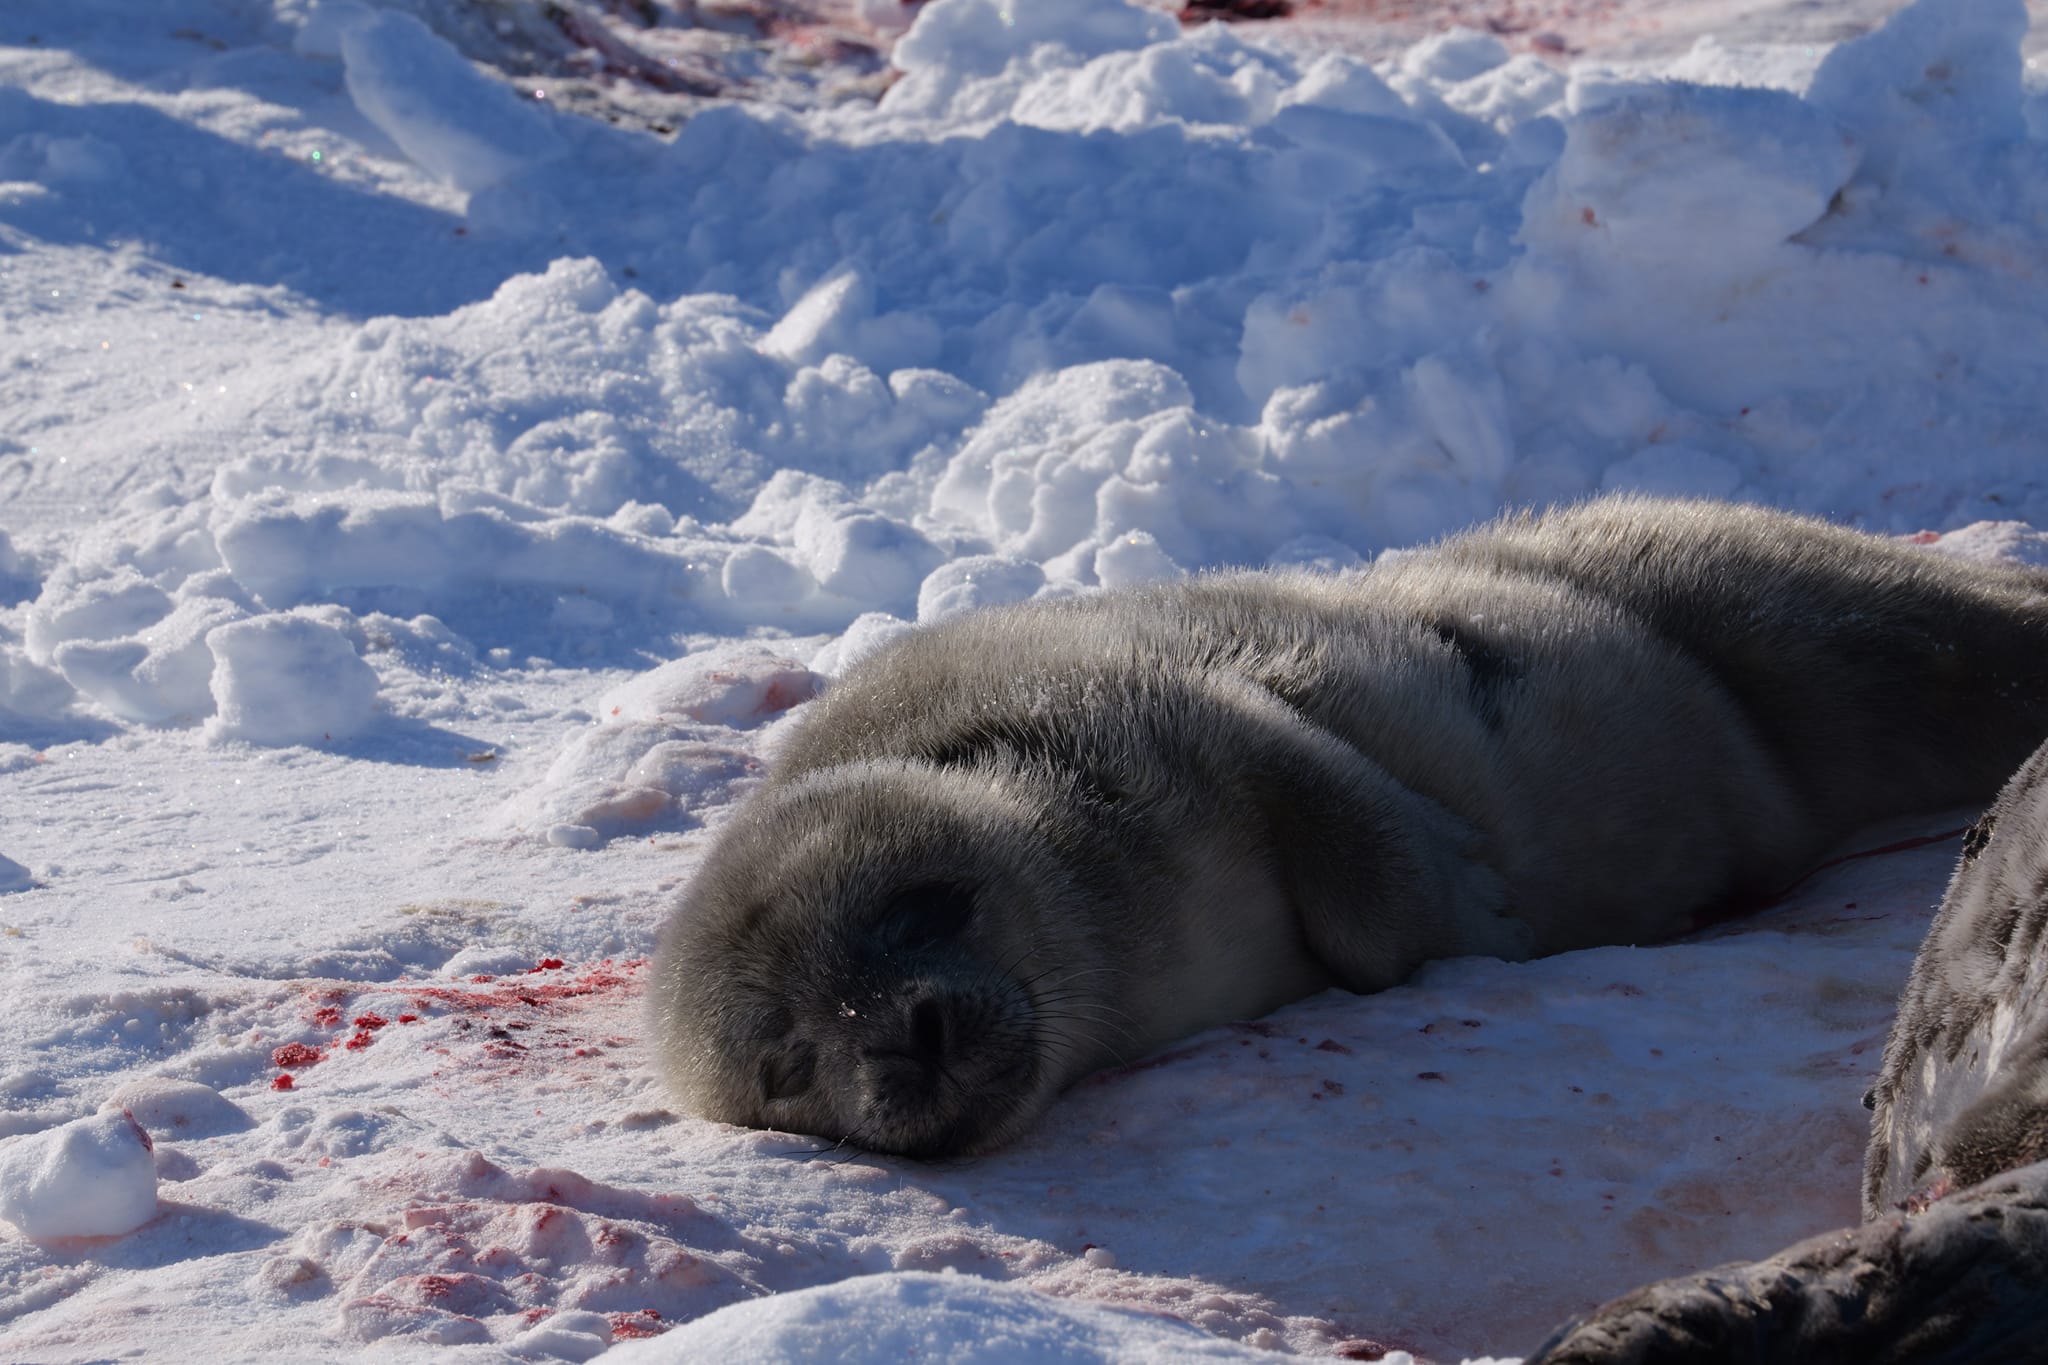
[893,0,1176,80]
[916,555,1045,622]
[204,613,381,746]
[100,1078,251,1140]
[761,266,872,367]
[1402,28,1511,84]
[810,612,917,678]
[0,854,30,894]
[339,8,568,193]
[1094,529,1181,589]
[0,1112,158,1241]
[1807,0,2028,169]
[600,645,820,730]
[1521,82,1857,273]
[610,1271,1275,1364]
[51,594,243,725]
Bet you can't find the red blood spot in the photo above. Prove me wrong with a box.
[415,1274,456,1300]
[610,1308,665,1339]
[1314,1039,1353,1055]
[757,676,815,714]
[123,1109,153,1151]
[528,959,566,973]
[1416,1071,1446,1082]
[344,1029,378,1051]
[272,1042,323,1069]
[311,1006,343,1027]
[353,1013,389,1030]
[398,1014,420,1024]
[271,1074,295,1090]
[402,960,648,1016]
[1581,206,1599,227]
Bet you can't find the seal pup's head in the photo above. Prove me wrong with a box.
[650,758,1126,1157]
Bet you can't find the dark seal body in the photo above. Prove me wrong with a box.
[1525,734,2048,1365]
[1866,734,2048,1215]
[651,496,2048,1157]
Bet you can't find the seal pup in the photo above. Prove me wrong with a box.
[650,496,2048,1157]
[1865,733,2048,1215]
[1523,734,2048,1364]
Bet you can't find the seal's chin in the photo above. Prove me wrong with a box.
[857,1068,1039,1159]
[831,975,1047,1158]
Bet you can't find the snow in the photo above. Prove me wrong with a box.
[0,1112,159,1242]
[611,1271,1331,1364]
[3,0,2048,1358]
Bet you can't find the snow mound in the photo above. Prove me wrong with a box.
[338,4,569,193]
[205,612,383,746]
[0,1112,159,1241]
[99,1078,252,1140]
[610,1271,1286,1364]
[498,643,819,845]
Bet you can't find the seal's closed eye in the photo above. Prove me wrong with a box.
[878,882,975,950]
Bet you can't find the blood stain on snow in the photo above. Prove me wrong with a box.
[407,959,648,1017]
[610,1308,666,1338]
[271,1074,294,1090]
[756,676,815,715]
[272,1042,323,1069]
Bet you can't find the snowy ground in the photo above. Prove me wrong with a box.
[4,0,2048,1360]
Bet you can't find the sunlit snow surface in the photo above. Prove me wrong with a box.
[4,0,2048,1359]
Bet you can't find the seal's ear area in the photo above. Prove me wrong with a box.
[876,881,976,950]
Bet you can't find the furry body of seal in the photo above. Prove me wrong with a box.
[1525,734,2048,1365]
[1866,734,2048,1215]
[650,496,2048,1157]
